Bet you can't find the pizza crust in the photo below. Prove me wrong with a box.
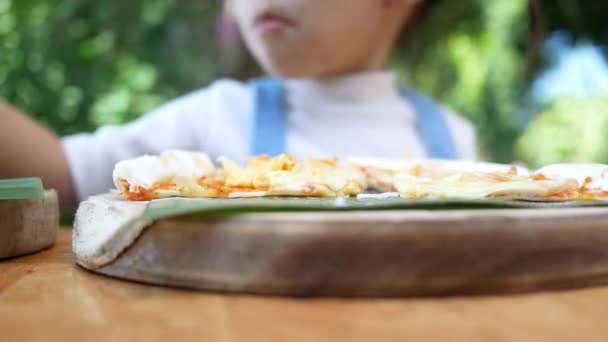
[72,193,151,268]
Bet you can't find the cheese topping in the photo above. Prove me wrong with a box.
[112,150,608,202]
[114,152,366,200]
[112,150,216,199]
[536,164,608,191]
[394,163,578,201]
[395,174,578,201]
[219,154,366,196]
[349,158,529,174]
[112,155,173,191]
[350,159,530,193]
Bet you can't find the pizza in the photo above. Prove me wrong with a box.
[113,150,608,203]
[113,150,219,200]
[535,164,608,201]
[348,158,530,193]
[113,151,366,201]
[384,161,608,202]
[390,161,579,202]
[347,157,410,192]
[218,154,366,197]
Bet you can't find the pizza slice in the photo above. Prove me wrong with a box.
[535,164,608,201]
[113,150,221,201]
[347,158,410,192]
[219,154,367,197]
[349,158,530,193]
[113,151,367,201]
[392,161,579,202]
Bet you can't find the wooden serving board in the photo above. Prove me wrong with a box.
[92,206,608,297]
[0,190,59,259]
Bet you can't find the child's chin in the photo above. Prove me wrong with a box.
[251,43,333,79]
[259,61,325,80]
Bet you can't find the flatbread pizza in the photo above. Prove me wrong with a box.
[113,151,366,201]
[348,158,529,193]
[113,150,608,203]
[391,162,578,202]
[356,160,608,202]
[535,164,608,201]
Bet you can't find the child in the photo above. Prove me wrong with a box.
[0,0,475,211]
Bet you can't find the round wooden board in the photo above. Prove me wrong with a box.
[0,190,59,259]
[94,207,608,297]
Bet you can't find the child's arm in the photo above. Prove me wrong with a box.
[2,79,248,210]
[0,98,77,211]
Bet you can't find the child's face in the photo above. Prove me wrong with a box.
[230,0,414,78]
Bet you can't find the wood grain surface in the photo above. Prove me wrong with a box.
[3,230,608,342]
[0,190,59,259]
[91,207,608,297]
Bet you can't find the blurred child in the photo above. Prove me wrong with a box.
[0,0,475,211]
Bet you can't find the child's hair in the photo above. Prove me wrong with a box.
[401,0,438,36]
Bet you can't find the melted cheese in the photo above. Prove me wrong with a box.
[536,164,608,191]
[349,158,529,174]
[113,150,217,199]
[219,154,366,196]
[350,159,529,193]
[394,164,578,201]
[113,151,608,203]
[396,174,578,201]
[112,155,173,191]
[114,152,367,200]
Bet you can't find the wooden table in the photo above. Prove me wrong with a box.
[2,230,608,341]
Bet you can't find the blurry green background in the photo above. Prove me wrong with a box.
[1,0,607,167]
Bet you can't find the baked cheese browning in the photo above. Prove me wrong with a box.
[114,151,608,202]
[118,179,152,201]
[535,164,608,201]
[219,154,293,191]
[353,165,398,192]
[395,165,580,202]
[118,178,177,201]
[115,153,367,200]
[350,159,531,194]
[406,163,521,180]
[118,176,224,201]
[219,154,367,197]
[246,154,297,171]
[113,150,220,200]
[575,177,608,201]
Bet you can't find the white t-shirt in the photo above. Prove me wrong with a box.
[63,71,476,201]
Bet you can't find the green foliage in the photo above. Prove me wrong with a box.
[393,0,529,162]
[393,1,608,164]
[0,0,221,136]
[516,94,608,168]
[541,1,608,45]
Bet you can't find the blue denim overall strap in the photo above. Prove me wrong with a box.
[250,78,287,156]
[400,89,457,159]
[250,78,457,159]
